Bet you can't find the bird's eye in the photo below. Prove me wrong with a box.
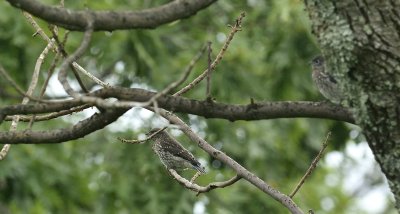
[312,56,323,66]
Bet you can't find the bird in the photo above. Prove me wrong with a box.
[146,128,206,174]
[311,56,343,104]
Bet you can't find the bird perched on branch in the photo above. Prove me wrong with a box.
[311,56,343,104]
[146,128,206,174]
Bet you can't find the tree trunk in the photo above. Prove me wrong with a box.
[305,0,400,210]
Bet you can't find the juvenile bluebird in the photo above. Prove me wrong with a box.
[311,56,343,104]
[146,128,205,173]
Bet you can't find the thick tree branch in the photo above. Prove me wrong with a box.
[0,109,126,144]
[0,87,354,124]
[0,100,84,119]
[6,0,217,31]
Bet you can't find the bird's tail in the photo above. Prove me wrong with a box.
[192,165,206,174]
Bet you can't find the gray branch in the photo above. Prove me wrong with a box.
[6,0,217,31]
[0,87,354,124]
[0,109,126,144]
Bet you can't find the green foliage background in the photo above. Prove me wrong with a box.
[0,0,395,213]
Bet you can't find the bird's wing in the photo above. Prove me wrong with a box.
[328,74,337,84]
[320,72,338,84]
[164,137,202,167]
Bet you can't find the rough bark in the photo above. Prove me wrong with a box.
[305,0,400,209]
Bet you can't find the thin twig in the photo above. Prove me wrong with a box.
[40,53,61,97]
[54,29,110,92]
[58,15,94,97]
[5,104,92,122]
[72,62,110,88]
[169,169,241,196]
[0,144,11,161]
[17,12,239,113]
[23,7,106,94]
[51,44,208,110]
[22,11,52,44]
[206,41,212,99]
[0,64,47,103]
[27,40,55,128]
[117,127,167,144]
[23,11,91,93]
[196,174,242,196]
[174,12,245,96]
[0,64,29,97]
[147,44,207,103]
[190,171,203,183]
[51,28,89,93]
[58,21,107,89]
[61,30,70,47]
[289,132,331,198]
[0,39,48,160]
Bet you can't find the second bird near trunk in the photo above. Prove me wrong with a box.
[311,56,343,104]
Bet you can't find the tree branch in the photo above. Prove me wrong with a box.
[0,87,355,124]
[4,105,92,122]
[159,109,304,214]
[84,87,355,123]
[6,0,217,31]
[58,15,94,96]
[0,109,127,144]
[0,100,83,120]
[174,12,245,96]
[289,132,330,198]
[168,169,242,196]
